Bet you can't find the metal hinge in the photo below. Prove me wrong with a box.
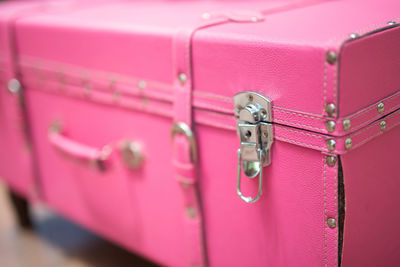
[234,92,273,203]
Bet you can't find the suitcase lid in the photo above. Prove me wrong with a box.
[6,0,400,154]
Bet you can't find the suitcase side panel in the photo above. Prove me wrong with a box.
[0,1,45,197]
[341,124,400,266]
[339,26,400,117]
[25,88,189,267]
[197,124,339,266]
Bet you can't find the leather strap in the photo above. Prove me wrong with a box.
[172,14,232,266]
[172,20,226,267]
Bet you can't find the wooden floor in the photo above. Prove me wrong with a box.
[0,181,159,267]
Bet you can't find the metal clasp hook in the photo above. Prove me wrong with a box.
[237,149,263,203]
[234,92,273,204]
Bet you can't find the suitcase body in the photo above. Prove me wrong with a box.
[1,1,400,266]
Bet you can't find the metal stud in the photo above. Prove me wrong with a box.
[349,33,359,39]
[326,139,336,151]
[377,102,384,114]
[345,138,352,150]
[326,51,337,65]
[7,78,21,94]
[343,119,351,131]
[202,12,211,20]
[380,121,387,131]
[251,16,259,22]
[138,80,146,90]
[326,120,336,132]
[325,103,336,117]
[388,20,396,25]
[327,218,337,228]
[325,156,337,167]
[178,73,187,85]
[186,206,196,218]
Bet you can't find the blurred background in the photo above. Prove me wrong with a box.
[0,181,159,267]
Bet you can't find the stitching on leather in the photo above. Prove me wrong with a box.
[339,92,400,121]
[275,124,325,138]
[29,83,174,118]
[193,91,233,102]
[343,101,400,130]
[197,109,233,119]
[274,119,325,131]
[334,164,338,267]
[333,64,338,117]
[323,156,327,267]
[273,107,324,120]
[333,115,400,153]
[275,136,326,151]
[195,117,236,130]
[328,17,400,44]
[350,120,400,151]
[195,102,233,114]
[323,59,328,115]
[324,17,400,119]
[351,110,400,138]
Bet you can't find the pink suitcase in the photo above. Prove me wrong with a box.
[1,0,400,266]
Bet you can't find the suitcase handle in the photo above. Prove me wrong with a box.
[48,121,112,171]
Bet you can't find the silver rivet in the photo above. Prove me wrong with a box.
[377,102,384,114]
[7,78,21,94]
[326,139,336,151]
[326,120,336,132]
[388,20,396,25]
[326,51,337,65]
[178,73,187,84]
[260,109,267,120]
[325,156,337,167]
[202,12,211,20]
[380,121,387,131]
[345,138,352,150]
[186,206,196,218]
[349,33,359,39]
[325,103,336,117]
[327,218,337,228]
[138,80,146,90]
[343,119,351,131]
[251,16,259,22]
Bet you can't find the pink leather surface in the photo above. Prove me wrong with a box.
[12,0,400,139]
[25,87,340,266]
[2,1,400,267]
[26,90,189,267]
[339,26,400,117]
[0,0,49,198]
[197,125,339,266]
[341,125,400,267]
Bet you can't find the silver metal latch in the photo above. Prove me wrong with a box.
[234,92,273,203]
